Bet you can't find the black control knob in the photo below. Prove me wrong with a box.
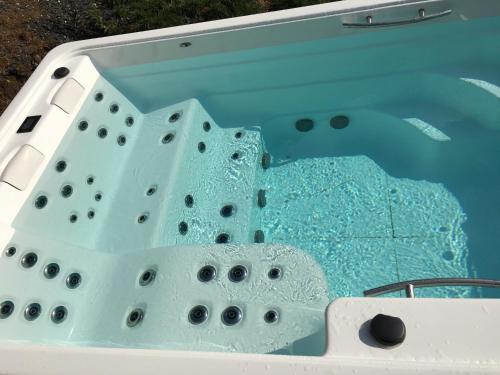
[53,67,70,79]
[369,314,406,346]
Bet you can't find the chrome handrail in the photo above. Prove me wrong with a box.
[343,9,452,28]
[364,278,500,297]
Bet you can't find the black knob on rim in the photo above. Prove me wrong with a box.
[369,314,406,346]
[53,67,70,79]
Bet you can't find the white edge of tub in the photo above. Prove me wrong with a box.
[1,298,500,374]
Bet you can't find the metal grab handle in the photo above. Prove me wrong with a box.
[343,8,452,28]
[364,277,500,297]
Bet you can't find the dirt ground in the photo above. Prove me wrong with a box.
[0,0,101,115]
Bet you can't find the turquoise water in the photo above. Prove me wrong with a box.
[104,15,500,298]
[2,16,500,353]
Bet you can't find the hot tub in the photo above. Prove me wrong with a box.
[1,0,500,373]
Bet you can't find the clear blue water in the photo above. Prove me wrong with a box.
[104,15,500,298]
[2,15,500,354]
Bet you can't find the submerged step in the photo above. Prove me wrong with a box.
[0,231,329,354]
[12,82,266,251]
[139,99,264,247]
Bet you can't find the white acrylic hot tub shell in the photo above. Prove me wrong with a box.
[1,298,500,374]
[1,0,500,373]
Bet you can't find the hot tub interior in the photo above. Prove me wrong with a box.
[1,14,500,354]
